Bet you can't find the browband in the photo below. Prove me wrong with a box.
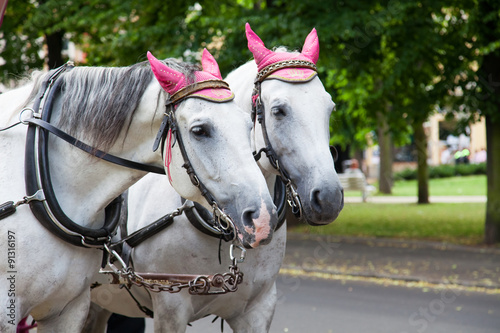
[167,80,233,106]
[254,60,317,83]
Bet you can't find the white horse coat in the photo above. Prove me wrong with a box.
[0,51,276,332]
[88,24,344,332]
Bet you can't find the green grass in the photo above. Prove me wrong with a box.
[345,175,486,197]
[292,203,486,245]
[387,175,486,196]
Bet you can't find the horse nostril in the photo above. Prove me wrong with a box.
[311,188,323,212]
[242,208,258,227]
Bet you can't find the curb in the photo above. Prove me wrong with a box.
[283,233,500,290]
[278,267,500,294]
[286,232,500,255]
[279,266,500,290]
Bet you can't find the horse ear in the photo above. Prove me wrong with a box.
[147,51,185,94]
[301,28,320,64]
[201,48,222,79]
[245,22,273,67]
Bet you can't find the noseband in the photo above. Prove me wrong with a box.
[153,79,237,240]
[251,60,318,219]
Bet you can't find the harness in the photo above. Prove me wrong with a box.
[95,178,286,315]
[0,63,166,247]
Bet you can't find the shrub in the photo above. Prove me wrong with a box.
[394,162,486,180]
[429,164,456,178]
[474,162,487,175]
[456,163,478,176]
[394,168,417,180]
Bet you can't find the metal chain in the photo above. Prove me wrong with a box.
[121,264,244,295]
[101,241,245,295]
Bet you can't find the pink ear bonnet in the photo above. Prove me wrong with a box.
[245,22,319,82]
[147,48,234,102]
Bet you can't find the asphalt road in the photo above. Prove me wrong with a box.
[169,275,500,333]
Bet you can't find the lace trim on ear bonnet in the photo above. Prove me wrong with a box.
[245,22,319,83]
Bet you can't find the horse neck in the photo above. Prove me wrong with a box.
[48,82,164,227]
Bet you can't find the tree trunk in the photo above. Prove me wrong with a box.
[476,0,500,244]
[377,112,392,194]
[46,30,64,69]
[413,119,429,204]
[485,114,500,244]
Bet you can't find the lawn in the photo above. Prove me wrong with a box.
[293,175,489,245]
[345,175,486,197]
[386,175,486,196]
[292,203,486,245]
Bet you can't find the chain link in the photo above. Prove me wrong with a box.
[107,263,243,295]
[101,239,244,295]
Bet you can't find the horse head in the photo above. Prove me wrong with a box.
[242,23,344,226]
[148,49,278,248]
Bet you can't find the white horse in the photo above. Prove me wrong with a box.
[0,49,277,332]
[87,23,344,333]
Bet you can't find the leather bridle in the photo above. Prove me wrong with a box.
[153,79,237,240]
[251,60,318,219]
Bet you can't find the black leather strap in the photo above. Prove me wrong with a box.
[25,118,165,174]
[182,199,234,241]
[184,176,287,240]
[113,212,176,249]
[24,65,123,247]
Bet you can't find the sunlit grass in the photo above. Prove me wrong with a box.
[292,203,486,245]
[387,175,486,196]
[345,175,486,197]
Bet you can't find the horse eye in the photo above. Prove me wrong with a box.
[271,106,287,118]
[191,126,210,138]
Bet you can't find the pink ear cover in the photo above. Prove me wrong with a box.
[147,51,186,94]
[245,23,319,82]
[147,50,233,102]
[200,48,223,79]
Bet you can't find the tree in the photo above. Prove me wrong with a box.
[3,0,500,242]
[0,0,43,84]
[446,0,500,244]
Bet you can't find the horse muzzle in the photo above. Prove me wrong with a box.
[300,183,344,226]
[231,201,278,249]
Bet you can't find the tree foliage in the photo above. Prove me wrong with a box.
[1,0,500,242]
